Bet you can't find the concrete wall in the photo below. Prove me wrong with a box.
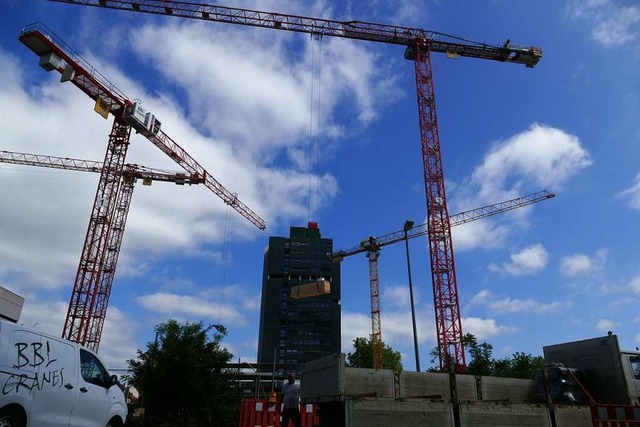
[300,353,344,402]
[340,399,565,427]
[299,353,639,426]
[399,371,476,400]
[459,402,551,426]
[344,367,395,398]
[345,398,453,427]
[553,405,592,426]
[479,376,537,403]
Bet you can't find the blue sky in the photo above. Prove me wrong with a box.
[0,0,638,371]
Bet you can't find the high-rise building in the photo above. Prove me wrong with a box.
[257,222,341,374]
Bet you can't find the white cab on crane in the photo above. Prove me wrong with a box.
[122,99,161,137]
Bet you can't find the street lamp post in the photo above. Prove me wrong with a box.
[404,220,421,372]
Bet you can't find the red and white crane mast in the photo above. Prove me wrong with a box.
[40,1,542,369]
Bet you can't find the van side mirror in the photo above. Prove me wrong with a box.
[109,374,119,388]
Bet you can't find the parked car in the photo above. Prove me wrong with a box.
[0,319,127,426]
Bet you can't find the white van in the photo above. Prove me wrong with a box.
[0,320,127,426]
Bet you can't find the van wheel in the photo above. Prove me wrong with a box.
[105,417,122,427]
[0,408,26,427]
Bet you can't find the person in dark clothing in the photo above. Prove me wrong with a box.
[280,373,301,427]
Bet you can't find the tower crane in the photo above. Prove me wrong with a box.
[0,149,203,351]
[40,1,542,370]
[19,22,266,351]
[332,190,555,369]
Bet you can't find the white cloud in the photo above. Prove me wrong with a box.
[630,276,640,293]
[341,304,435,356]
[128,21,401,159]
[462,317,515,339]
[452,220,509,251]
[99,307,143,368]
[383,285,411,309]
[469,290,492,305]
[381,309,434,347]
[449,124,589,251]
[136,292,247,326]
[568,0,640,47]
[559,249,607,277]
[619,173,640,210]
[19,300,69,337]
[596,318,616,332]
[498,346,515,356]
[487,297,571,315]
[489,244,548,276]
[471,124,591,200]
[341,311,371,352]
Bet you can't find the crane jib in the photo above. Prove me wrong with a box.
[44,0,542,67]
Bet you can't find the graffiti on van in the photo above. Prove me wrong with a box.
[13,341,58,369]
[2,340,65,395]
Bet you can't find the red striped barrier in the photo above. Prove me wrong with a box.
[238,398,319,427]
[591,404,640,426]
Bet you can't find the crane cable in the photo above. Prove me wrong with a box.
[307,33,323,224]
[218,203,231,324]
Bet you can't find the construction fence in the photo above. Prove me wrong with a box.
[239,398,319,427]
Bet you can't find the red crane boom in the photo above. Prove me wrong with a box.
[18,22,265,351]
[42,0,542,369]
[333,190,555,369]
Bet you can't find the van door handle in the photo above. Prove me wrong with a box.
[64,383,74,390]
[80,387,88,393]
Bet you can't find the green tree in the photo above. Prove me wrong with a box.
[345,336,403,372]
[127,320,237,426]
[462,333,494,376]
[492,357,513,378]
[507,352,545,379]
[427,334,543,379]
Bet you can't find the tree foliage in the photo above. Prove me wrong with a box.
[345,336,403,373]
[463,333,543,379]
[127,319,237,426]
[428,333,544,379]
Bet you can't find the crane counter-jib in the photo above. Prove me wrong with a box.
[19,22,128,116]
[44,0,542,67]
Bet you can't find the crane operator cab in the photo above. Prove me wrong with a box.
[122,99,161,137]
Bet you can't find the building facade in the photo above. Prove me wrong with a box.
[257,222,341,374]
